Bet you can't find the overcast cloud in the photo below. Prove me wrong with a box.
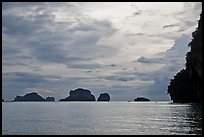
[2,2,202,101]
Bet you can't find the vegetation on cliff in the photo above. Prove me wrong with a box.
[168,13,202,103]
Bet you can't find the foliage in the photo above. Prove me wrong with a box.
[168,13,202,103]
[167,69,196,103]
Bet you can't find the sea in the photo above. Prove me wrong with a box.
[2,101,202,135]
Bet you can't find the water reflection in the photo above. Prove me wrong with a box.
[187,104,202,135]
[2,102,202,135]
[170,103,202,135]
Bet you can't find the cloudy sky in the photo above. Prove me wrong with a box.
[2,2,202,101]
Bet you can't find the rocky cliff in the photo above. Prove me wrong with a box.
[45,97,55,101]
[97,93,110,101]
[134,97,150,102]
[59,88,96,101]
[13,92,46,101]
[168,13,202,103]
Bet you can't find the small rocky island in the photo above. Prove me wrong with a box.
[13,92,55,102]
[45,97,55,101]
[13,92,46,101]
[11,88,110,102]
[59,88,96,101]
[97,93,110,101]
[134,97,150,101]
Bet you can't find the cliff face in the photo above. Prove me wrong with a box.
[186,13,202,103]
[168,13,202,103]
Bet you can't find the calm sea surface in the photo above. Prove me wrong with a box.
[2,101,202,135]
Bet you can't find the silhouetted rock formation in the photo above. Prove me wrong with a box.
[13,92,46,101]
[59,88,96,101]
[134,97,150,101]
[97,93,110,101]
[45,97,55,101]
[168,13,202,103]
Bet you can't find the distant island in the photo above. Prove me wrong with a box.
[97,93,110,101]
[59,88,96,101]
[13,92,55,102]
[14,92,45,101]
[134,97,150,101]
[11,88,111,102]
[45,97,55,101]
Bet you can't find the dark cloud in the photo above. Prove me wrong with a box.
[147,34,161,38]
[2,12,54,36]
[104,70,140,82]
[69,23,98,32]
[109,64,116,67]
[177,28,186,32]
[126,32,144,37]
[84,70,92,73]
[67,63,102,70]
[162,24,179,29]
[2,15,35,35]
[2,2,200,101]
[29,43,71,63]
[3,72,48,83]
[105,75,135,82]
[136,56,164,64]
[133,10,142,16]
[2,3,119,101]
[2,2,118,68]
[2,61,30,67]
[2,45,21,55]
[183,20,197,28]
[135,32,144,35]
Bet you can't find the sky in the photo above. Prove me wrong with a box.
[2,2,202,101]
